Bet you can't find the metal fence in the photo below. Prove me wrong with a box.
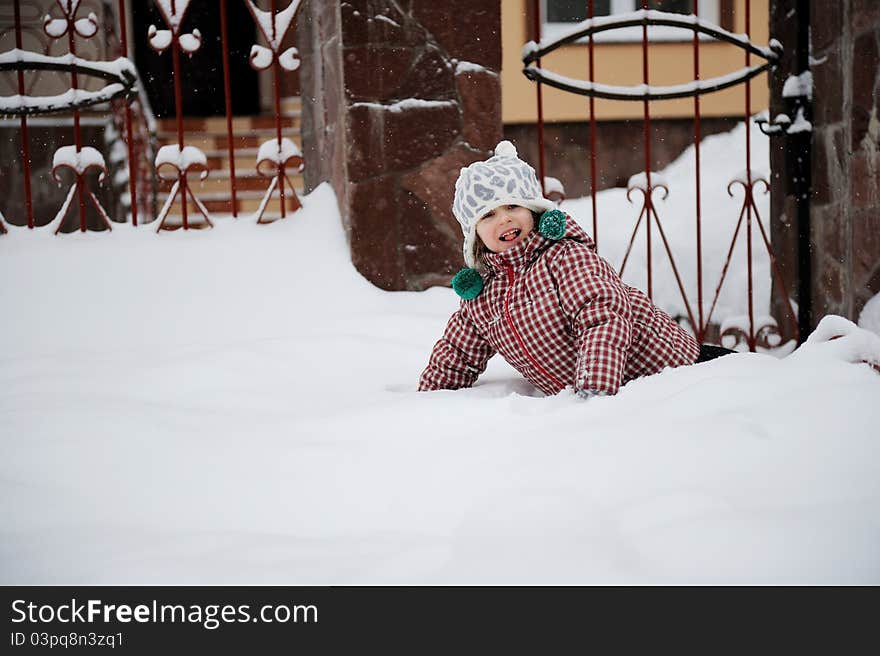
[524,0,805,351]
[0,0,304,234]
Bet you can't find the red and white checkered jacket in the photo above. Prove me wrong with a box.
[418,219,700,396]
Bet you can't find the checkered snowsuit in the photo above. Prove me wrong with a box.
[418,220,700,396]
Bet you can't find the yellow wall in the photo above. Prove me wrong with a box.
[502,0,770,123]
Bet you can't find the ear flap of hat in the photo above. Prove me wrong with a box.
[451,267,484,300]
[538,209,566,240]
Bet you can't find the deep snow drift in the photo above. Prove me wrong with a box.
[2,149,879,585]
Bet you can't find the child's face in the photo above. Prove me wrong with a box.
[475,205,534,253]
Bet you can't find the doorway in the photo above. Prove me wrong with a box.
[132,1,260,117]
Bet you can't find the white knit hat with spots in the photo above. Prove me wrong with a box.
[452,141,555,268]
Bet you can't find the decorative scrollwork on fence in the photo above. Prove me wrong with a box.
[245,0,304,223]
[0,50,137,115]
[622,175,698,333]
[148,0,212,231]
[522,9,783,101]
[519,5,798,351]
[48,144,113,233]
[703,176,800,350]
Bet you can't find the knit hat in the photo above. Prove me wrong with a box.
[452,141,556,268]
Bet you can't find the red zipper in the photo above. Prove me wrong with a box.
[503,264,566,391]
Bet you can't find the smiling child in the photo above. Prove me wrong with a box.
[418,140,702,398]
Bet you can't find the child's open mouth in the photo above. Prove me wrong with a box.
[499,228,521,243]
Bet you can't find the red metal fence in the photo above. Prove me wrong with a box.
[524,0,799,351]
[0,0,304,234]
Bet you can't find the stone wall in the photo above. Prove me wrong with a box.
[298,0,502,291]
[809,0,880,322]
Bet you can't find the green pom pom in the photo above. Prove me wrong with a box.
[538,209,566,240]
[451,268,483,300]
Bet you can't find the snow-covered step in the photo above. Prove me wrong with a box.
[280,96,301,114]
[155,131,302,154]
[156,205,302,227]
[157,169,304,194]
[149,103,305,222]
[165,148,303,171]
[156,113,300,135]
[156,189,305,216]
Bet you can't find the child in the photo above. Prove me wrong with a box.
[418,140,702,398]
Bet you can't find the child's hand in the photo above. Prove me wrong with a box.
[574,388,606,400]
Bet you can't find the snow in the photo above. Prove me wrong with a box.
[52,145,106,177]
[772,113,792,126]
[525,63,770,101]
[278,47,301,72]
[155,144,208,178]
[43,17,68,38]
[782,70,813,100]
[0,52,135,113]
[1,178,879,584]
[373,15,400,28]
[59,0,81,13]
[560,120,773,330]
[627,171,669,190]
[859,293,880,336]
[524,9,755,59]
[250,45,273,69]
[147,25,173,51]
[257,137,301,165]
[787,107,813,134]
[247,0,301,50]
[455,60,495,76]
[351,99,458,113]
[0,49,137,79]
[178,29,202,53]
[155,0,193,30]
[0,86,123,114]
[791,315,880,366]
[74,13,99,39]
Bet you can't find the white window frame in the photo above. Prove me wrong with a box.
[541,0,721,44]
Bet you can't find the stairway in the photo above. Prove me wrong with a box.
[154,96,304,226]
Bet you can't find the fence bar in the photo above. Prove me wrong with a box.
[745,0,755,349]
[693,0,704,339]
[587,0,598,244]
[641,0,652,300]
[220,0,239,218]
[13,0,34,229]
[794,1,812,340]
[270,0,287,219]
[532,0,546,194]
[66,7,88,232]
[116,0,137,226]
[169,0,189,230]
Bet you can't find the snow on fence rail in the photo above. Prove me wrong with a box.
[523,1,797,353]
[0,0,305,233]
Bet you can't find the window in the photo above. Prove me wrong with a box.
[542,0,720,43]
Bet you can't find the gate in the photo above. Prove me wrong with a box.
[522,0,811,351]
[0,0,305,234]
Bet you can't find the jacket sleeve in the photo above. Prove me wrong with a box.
[418,305,496,391]
[552,242,633,395]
